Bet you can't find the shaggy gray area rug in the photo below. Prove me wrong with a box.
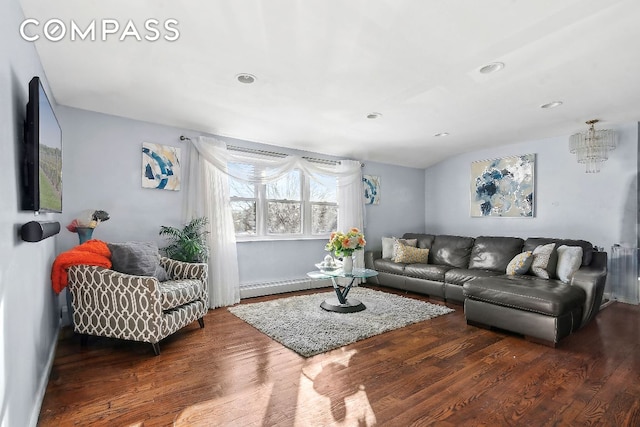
[228,287,455,357]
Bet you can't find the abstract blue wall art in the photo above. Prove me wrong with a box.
[470,154,535,217]
[142,142,181,191]
[363,175,380,205]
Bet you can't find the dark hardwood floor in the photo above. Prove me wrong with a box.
[38,285,640,426]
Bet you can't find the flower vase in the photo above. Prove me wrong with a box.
[342,254,354,274]
[76,227,94,244]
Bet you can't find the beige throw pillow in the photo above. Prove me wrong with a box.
[394,245,430,264]
[529,243,556,279]
[392,238,418,262]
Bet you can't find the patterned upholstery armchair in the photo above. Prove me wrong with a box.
[67,257,208,355]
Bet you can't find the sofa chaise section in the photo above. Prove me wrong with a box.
[365,233,608,345]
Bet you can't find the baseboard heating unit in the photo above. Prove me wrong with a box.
[240,277,332,299]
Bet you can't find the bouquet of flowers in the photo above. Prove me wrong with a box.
[325,227,366,257]
[66,209,110,232]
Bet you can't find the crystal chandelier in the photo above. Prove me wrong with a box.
[569,119,616,173]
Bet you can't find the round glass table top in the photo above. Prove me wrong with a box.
[307,268,378,279]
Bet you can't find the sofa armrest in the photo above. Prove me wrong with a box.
[364,250,382,285]
[365,250,382,270]
[571,251,608,327]
[67,265,164,341]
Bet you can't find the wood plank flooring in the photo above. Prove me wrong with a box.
[38,285,640,426]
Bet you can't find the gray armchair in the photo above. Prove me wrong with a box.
[67,257,208,355]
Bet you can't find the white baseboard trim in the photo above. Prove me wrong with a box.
[240,277,332,299]
[29,321,60,427]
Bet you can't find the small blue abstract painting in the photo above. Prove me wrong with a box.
[142,142,181,191]
[363,175,380,205]
[470,154,534,217]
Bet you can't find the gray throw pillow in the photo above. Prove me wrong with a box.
[108,241,167,280]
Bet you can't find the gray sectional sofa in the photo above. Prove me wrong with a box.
[364,233,608,346]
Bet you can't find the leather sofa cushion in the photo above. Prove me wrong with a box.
[468,236,524,272]
[524,238,593,266]
[429,235,475,268]
[463,276,586,316]
[402,233,436,249]
[445,268,502,286]
[373,258,406,275]
[404,264,453,282]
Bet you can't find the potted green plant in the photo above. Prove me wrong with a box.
[159,217,209,263]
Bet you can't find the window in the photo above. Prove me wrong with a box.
[309,174,338,235]
[229,163,257,235]
[229,162,338,238]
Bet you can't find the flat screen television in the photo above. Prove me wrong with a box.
[22,76,62,213]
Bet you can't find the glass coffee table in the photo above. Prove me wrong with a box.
[307,268,379,313]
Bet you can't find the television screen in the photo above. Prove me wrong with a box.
[22,76,62,213]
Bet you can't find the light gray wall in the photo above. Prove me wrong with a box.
[56,107,424,285]
[362,162,425,252]
[1,1,61,426]
[425,122,639,255]
[55,106,185,252]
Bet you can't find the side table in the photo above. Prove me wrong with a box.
[307,268,379,313]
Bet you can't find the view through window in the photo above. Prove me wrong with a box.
[229,162,338,238]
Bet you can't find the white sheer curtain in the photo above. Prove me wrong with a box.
[337,160,365,274]
[183,136,364,305]
[183,137,240,308]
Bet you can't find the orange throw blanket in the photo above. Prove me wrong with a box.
[51,239,112,294]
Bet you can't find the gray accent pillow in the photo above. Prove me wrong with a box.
[108,242,167,280]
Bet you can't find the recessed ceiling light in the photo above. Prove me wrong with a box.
[367,112,382,119]
[236,73,256,84]
[434,132,449,137]
[540,101,563,109]
[479,62,505,74]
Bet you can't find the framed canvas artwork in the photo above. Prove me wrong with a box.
[470,154,535,217]
[142,142,181,191]
[363,175,380,205]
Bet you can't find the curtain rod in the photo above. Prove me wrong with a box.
[179,135,361,167]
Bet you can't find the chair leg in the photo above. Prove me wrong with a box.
[151,343,161,356]
[198,317,205,328]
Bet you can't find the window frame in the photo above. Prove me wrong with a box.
[229,164,338,241]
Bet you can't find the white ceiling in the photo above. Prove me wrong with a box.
[19,0,640,168]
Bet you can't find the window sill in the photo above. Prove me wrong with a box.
[236,235,330,243]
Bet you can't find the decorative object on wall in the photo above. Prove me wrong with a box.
[66,209,110,243]
[470,154,535,218]
[569,119,616,173]
[142,142,181,190]
[363,175,380,205]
